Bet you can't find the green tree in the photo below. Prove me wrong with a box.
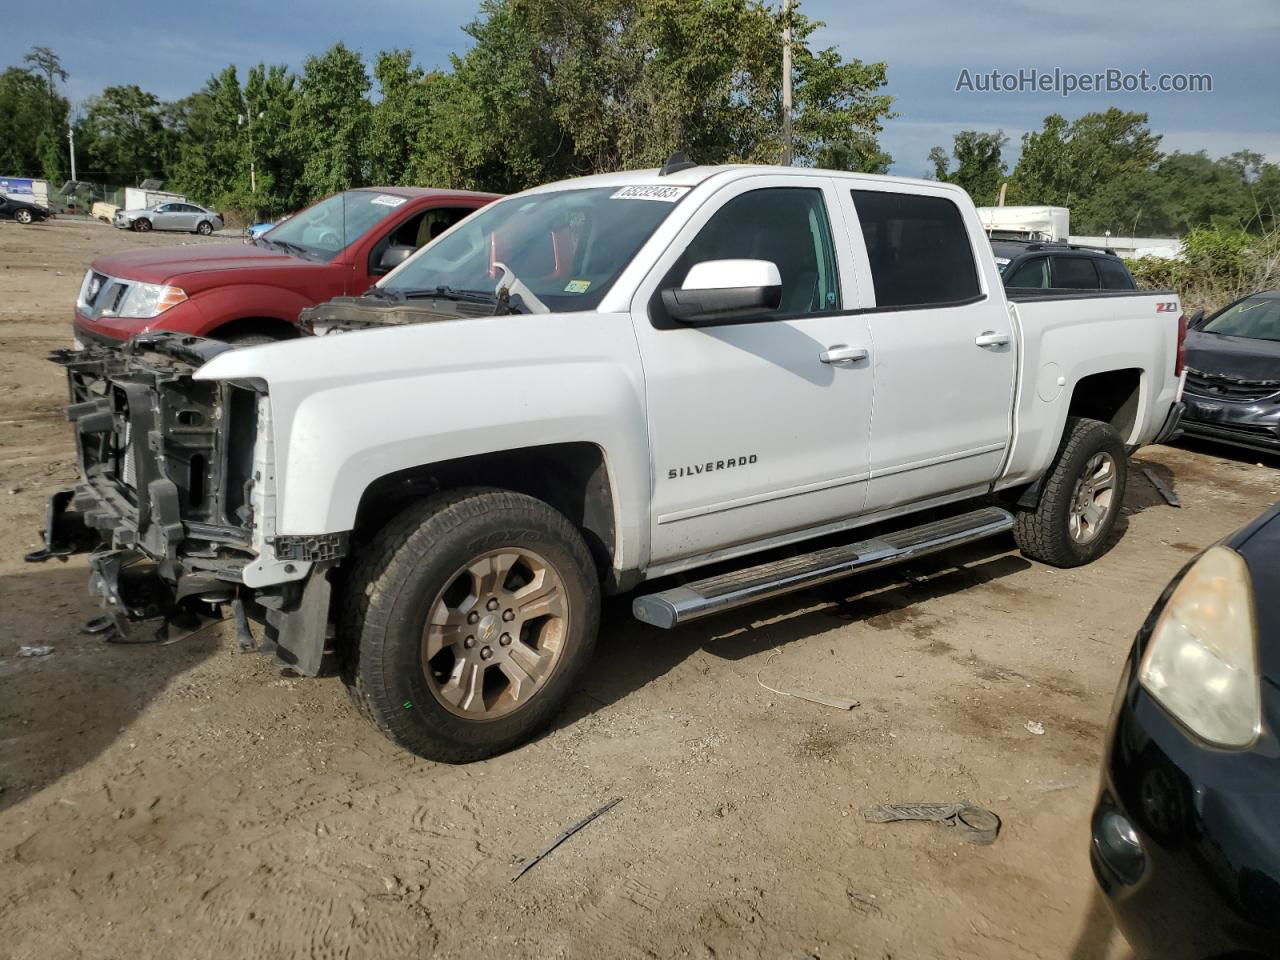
[1008,109,1162,234]
[22,46,67,100]
[294,43,371,196]
[414,0,893,192]
[168,68,244,205]
[77,84,170,182]
[927,130,1008,204]
[367,50,436,185]
[0,48,70,182]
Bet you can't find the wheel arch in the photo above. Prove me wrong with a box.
[350,442,624,592]
[1067,368,1143,445]
[208,315,302,342]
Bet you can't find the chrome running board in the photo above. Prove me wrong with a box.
[633,506,1014,629]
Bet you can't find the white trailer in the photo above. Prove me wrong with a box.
[976,205,1070,242]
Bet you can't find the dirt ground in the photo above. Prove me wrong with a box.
[3,219,1279,960]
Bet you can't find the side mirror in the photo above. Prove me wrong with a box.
[661,259,782,324]
[1188,308,1206,329]
[375,244,415,274]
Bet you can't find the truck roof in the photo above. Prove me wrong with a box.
[523,164,966,195]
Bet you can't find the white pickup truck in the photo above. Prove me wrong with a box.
[36,161,1186,761]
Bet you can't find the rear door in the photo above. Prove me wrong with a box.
[179,204,205,230]
[630,175,874,565]
[839,185,1017,512]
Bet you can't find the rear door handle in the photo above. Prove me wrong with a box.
[819,345,869,364]
[975,331,1010,348]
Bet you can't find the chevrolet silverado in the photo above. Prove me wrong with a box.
[33,161,1187,762]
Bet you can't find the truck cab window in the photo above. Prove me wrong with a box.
[673,187,841,316]
[851,190,980,308]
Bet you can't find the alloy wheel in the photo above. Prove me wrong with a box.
[421,548,569,720]
[1068,452,1118,544]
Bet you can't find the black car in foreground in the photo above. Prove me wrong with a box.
[0,195,52,224]
[1092,502,1280,959]
[991,239,1137,291]
[1182,291,1280,453]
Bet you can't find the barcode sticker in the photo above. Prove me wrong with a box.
[610,185,690,202]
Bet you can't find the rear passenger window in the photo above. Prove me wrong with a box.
[1051,256,1100,289]
[1097,258,1135,290]
[1006,257,1049,288]
[851,190,980,308]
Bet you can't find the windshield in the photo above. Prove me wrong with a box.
[263,190,410,261]
[381,187,681,312]
[1201,296,1280,342]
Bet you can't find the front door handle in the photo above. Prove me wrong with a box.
[819,345,869,364]
[975,331,1010,348]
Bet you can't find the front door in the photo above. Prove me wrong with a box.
[630,176,874,567]
[838,186,1016,512]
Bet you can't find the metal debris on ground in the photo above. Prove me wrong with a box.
[510,796,623,882]
[17,645,54,657]
[861,802,1001,845]
[755,651,860,711]
[1025,720,1046,735]
[1142,468,1181,507]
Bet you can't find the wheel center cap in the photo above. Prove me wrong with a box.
[477,613,500,643]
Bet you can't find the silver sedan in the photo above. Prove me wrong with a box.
[112,202,224,235]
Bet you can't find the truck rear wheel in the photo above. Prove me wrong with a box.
[341,488,600,762]
[1014,417,1127,567]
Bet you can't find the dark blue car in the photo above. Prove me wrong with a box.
[1092,502,1280,958]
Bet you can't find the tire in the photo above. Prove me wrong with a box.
[196,220,213,235]
[14,209,33,224]
[223,332,278,346]
[132,218,152,233]
[342,488,600,762]
[1014,416,1128,568]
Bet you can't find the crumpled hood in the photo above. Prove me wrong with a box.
[1185,330,1280,382]
[91,242,310,287]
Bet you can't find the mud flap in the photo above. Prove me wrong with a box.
[1153,401,1185,446]
[263,567,335,676]
[23,489,96,563]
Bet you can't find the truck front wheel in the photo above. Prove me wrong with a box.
[342,488,600,762]
[1014,417,1128,567]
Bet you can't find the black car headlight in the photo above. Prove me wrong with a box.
[1139,546,1261,748]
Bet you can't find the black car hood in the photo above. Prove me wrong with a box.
[1185,331,1280,382]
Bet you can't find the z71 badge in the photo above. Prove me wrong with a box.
[668,454,758,479]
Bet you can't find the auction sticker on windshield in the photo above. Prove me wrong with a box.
[610,185,690,202]
[370,195,408,207]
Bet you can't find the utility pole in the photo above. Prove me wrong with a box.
[781,0,793,166]
[67,123,76,181]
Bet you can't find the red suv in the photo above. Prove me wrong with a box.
[73,187,499,345]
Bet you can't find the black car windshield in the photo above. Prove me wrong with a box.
[263,190,411,261]
[381,187,681,312]
[1202,296,1280,342]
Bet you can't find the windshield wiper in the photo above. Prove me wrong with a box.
[387,286,500,304]
[263,237,312,258]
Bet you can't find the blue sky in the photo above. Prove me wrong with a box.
[11,0,1279,176]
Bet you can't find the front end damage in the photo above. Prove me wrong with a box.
[28,334,344,673]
